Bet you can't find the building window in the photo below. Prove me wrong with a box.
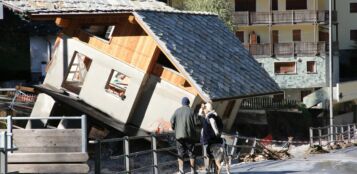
[235,31,244,42]
[286,0,307,10]
[63,52,92,94]
[274,62,296,74]
[307,61,316,73]
[235,0,256,12]
[350,3,357,13]
[272,0,278,10]
[82,25,115,41]
[351,30,357,41]
[293,30,301,42]
[105,70,130,100]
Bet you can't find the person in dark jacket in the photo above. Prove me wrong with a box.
[199,103,228,174]
[171,97,197,174]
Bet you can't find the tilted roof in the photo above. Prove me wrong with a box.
[2,0,176,14]
[134,11,280,101]
[2,0,280,101]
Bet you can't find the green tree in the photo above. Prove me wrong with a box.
[182,0,234,31]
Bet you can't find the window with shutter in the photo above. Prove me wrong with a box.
[274,62,296,74]
[293,30,301,42]
[307,61,316,73]
[350,3,357,13]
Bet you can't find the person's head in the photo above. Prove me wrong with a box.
[181,97,190,106]
[203,102,213,115]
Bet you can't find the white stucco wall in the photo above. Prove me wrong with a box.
[132,75,196,132]
[257,0,270,12]
[272,25,317,43]
[43,35,146,124]
[337,81,357,102]
[336,0,357,49]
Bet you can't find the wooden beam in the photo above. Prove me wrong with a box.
[128,15,137,24]
[55,17,71,28]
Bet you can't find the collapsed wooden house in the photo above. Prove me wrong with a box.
[2,0,280,135]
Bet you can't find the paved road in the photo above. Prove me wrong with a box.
[229,146,357,174]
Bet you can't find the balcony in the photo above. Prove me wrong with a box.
[240,97,300,110]
[244,42,326,57]
[233,10,336,26]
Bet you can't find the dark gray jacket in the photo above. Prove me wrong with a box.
[170,106,196,139]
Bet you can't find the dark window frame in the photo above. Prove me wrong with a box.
[286,0,307,10]
[351,30,357,41]
[274,62,297,74]
[293,30,301,42]
[307,61,317,74]
[235,0,256,12]
[350,3,357,13]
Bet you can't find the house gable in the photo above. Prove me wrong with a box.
[54,14,198,96]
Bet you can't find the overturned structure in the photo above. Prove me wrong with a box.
[2,0,280,135]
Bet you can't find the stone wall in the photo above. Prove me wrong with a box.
[256,56,327,89]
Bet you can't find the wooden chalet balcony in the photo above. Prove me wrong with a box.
[244,42,326,56]
[233,10,336,25]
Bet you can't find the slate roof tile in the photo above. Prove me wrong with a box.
[135,11,280,100]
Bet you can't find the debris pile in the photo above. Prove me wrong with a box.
[306,145,329,154]
[241,142,292,162]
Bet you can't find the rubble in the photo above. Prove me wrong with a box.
[306,145,329,154]
[241,142,292,162]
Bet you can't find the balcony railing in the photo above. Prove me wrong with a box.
[233,10,336,25]
[240,97,300,110]
[244,42,326,57]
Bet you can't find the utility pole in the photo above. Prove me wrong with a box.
[329,0,334,143]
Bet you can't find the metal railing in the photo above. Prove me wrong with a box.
[244,42,326,57]
[233,10,336,26]
[309,124,357,147]
[240,97,300,110]
[89,132,258,174]
[0,115,87,153]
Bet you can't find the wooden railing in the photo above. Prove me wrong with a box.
[233,10,336,25]
[240,97,300,110]
[244,42,326,57]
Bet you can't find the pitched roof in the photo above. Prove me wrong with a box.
[134,11,280,101]
[3,0,280,101]
[2,0,176,14]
